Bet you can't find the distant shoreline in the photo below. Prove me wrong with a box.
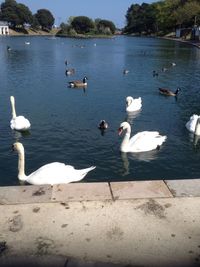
[7,29,200,47]
[162,36,200,49]
[8,28,59,36]
[8,28,115,39]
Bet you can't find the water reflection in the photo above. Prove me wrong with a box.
[129,150,159,162]
[68,86,86,94]
[121,152,130,176]
[126,110,141,124]
[12,130,31,141]
[188,132,200,150]
[193,135,200,149]
[121,150,159,176]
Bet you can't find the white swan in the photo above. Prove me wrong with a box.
[10,96,31,131]
[126,96,142,112]
[118,122,167,153]
[12,142,96,185]
[186,114,200,135]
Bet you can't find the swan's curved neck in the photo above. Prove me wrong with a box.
[120,125,131,152]
[127,98,132,107]
[17,147,27,181]
[195,118,200,136]
[10,97,17,119]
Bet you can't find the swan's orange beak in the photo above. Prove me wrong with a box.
[118,127,123,136]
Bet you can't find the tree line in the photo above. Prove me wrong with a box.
[58,16,116,36]
[0,0,116,35]
[0,0,54,31]
[124,0,200,36]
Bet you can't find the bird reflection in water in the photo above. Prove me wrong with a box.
[188,132,200,150]
[120,150,159,176]
[126,110,141,125]
[98,120,108,136]
[12,129,31,140]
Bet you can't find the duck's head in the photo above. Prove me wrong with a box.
[98,120,108,129]
[175,88,181,94]
[118,122,129,135]
[83,76,88,83]
[123,69,129,75]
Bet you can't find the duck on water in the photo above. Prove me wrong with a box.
[68,77,88,88]
[158,87,181,96]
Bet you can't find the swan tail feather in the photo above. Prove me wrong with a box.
[81,166,96,174]
[73,166,96,182]
[80,166,96,177]
[157,135,167,145]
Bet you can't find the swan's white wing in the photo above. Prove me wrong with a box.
[129,131,166,152]
[11,116,31,131]
[27,162,95,185]
[133,97,142,104]
[127,97,142,112]
[185,114,199,133]
[129,131,158,145]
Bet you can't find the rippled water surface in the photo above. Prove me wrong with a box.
[0,35,200,186]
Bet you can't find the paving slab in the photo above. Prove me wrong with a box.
[0,198,200,267]
[0,185,52,204]
[51,183,112,202]
[67,259,124,267]
[0,256,124,267]
[110,181,173,200]
[0,255,67,267]
[165,178,200,197]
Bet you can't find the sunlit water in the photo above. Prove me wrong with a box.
[0,35,200,186]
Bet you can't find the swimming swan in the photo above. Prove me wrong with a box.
[126,96,142,112]
[12,142,96,185]
[118,121,167,153]
[10,96,31,131]
[186,114,200,135]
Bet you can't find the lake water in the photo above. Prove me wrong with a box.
[0,35,200,186]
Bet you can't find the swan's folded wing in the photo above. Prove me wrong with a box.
[27,162,74,185]
[27,163,94,185]
[134,98,142,104]
[129,131,162,151]
[185,115,199,133]
[129,131,159,145]
[11,116,31,130]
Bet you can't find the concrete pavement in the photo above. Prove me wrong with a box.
[0,180,200,267]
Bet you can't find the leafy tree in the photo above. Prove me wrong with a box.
[35,9,55,30]
[17,3,33,25]
[124,3,157,34]
[124,0,200,35]
[96,19,116,34]
[31,14,40,29]
[57,22,76,36]
[124,4,140,33]
[71,16,95,33]
[0,0,33,27]
[67,16,75,25]
[173,1,200,27]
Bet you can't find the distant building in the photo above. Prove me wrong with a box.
[0,21,9,35]
[192,25,200,41]
[175,28,191,39]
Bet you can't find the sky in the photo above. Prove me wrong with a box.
[0,0,155,28]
